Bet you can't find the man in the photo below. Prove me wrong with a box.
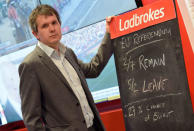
[19,4,113,131]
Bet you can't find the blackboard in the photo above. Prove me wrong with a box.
[113,15,194,131]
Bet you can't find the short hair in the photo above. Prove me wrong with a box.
[29,4,61,33]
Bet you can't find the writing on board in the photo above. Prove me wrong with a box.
[122,91,183,122]
[123,53,166,72]
[119,8,165,31]
[120,28,171,51]
[124,101,176,122]
[121,28,171,73]
[128,76,168,94]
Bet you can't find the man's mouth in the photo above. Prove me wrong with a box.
[50,34,58,37]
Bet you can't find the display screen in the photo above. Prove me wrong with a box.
[41,0,137,34]
[0,0,138,126]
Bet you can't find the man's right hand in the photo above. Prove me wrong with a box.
[106,16,115,33]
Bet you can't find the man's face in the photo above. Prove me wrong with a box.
[33,14,62,49]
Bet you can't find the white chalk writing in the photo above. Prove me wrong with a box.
[139,53,166,71]
[142,77,168,93]
[133,28,171,45]
[123,56,135,72]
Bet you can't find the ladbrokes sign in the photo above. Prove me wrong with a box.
[110,0,176,39]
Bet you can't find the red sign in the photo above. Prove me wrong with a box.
[110,0,176,39]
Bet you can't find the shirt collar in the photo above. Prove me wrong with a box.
[58,43,67,55]
[37,41,67,57]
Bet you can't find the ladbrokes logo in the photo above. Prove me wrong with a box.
[119,8,165,31]
[110,0,176,39]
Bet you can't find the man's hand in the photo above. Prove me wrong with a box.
[106,16,114,33]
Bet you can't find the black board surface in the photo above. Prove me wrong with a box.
[113,18,194,131]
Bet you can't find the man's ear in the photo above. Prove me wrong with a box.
[32,31,40,40]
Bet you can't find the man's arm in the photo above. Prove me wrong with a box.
[78,17,114,78]
[19,63,45,131]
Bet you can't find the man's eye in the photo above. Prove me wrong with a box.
[42,24,48,28]
[52,21,57,25]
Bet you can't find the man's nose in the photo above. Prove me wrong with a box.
[49,24,55,32]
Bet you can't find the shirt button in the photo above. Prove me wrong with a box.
[76,102,80,106]
[82,120,86,124]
